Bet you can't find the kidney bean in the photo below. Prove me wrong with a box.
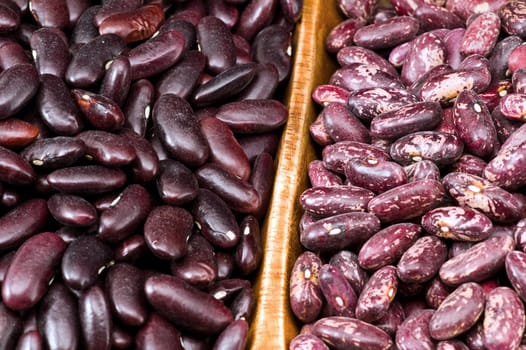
[289,334,329,350]
[77,130,135,167]
[310,114,332,146]
[72,89,125,132]
[319,264,358,318]
[404,159,441,182]
[449,154,486,177]
[300,185,374,218]
[135,313,184,350]
[156,50,205,101]
[196,15,236,74]
[508,43,526,74]
[322,141,390,174]
[28,0,69,29]
[413,4,463,31]
[79,285,112,350]
[348,86,419,121]
[47,165,126,195]
[119,129,159,183]
[15,330,43,350]
[395,309,435,350]
[30,28,69,78]
[0,198,48,251]
[483,287,525,350]
[37,282,79,350]
[396,235,447,284]
[47,193,97,227]
[330,63,403,93]
[0,41,30,73]
[114,234,148,263]
[155,159,197,206]
[21,136,85,169]
[312,85,350,107]
[93,0,142,27]
[209,279,251,302]
[289,251,324,323]
[355,265,398,323]
[0,63,38,120]
[370,300,404,337]
[439,235,515,286]
[460,12,500,57]
[499,0,526,38]
[321,103,370,144]
[353,16,419,50]
[337,46,398,78]
[401,32,446,86]
[325,18,364,54]
[251,24,292,82]
[232,216,261,275]
[505,251,526,303]
[98,56,131,107]
[307,160,342,188]
[0,118,38,150]
[70,5,100,46]
[424,277,450,309]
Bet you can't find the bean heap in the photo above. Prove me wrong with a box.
[0,0,302,349]
[289,0,526,349]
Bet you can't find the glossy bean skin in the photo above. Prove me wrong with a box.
[66,34,126,88]
[0,199,49,250]
[355,265,398,323]
[353,16,420,50]
[300,212,381,252]
[428,282,484,340]
[122,79,154,137]
[322,102,371,144]
[401,32,446,86]
[506,251,526,304]
[318,264,357,318]
[0,302,23,349]
[235,215,263,276]
[16,329,43,350]
[37,282,79,350]
[37,74,84,136]
[47,165,127,195]
[507,43,526,74]
[156,159,198,205]
[0,1,20,33]
[300,185,374,217]
[29,0,69,28]
[461,12,500,57]
[397,235,447,284]
[439,235,515,286]
[347,86,419,121]
[79,285,112,350]
[289,252,324,323]
[30,28,69,78]
[70,5,101,46]
[312,84,351,106]
[312,316,393,350]
[153,94,209,167]
[0,64,39,120]
[99,55,131,107]
[330,63,403,93]
[156,50,206,100]
[249,152,275,219]
[197,16,236,74]
[120,129,159,183]
[72,89,125,132]
[145,274,233,335]
[395,309,435,350]
[329,251,368,295]
[47,193,97,227]
[368,179,445,223]
[170,233,218,288]
[144,205,193,260]
[93,0,142,26]
[135,313,184,350]
[192,189,240,249]
[0,144,35,185]
[21,136,86,169]
[421,206,493,242]
[483,287,525,350]
[488,35,523,83]
[322,140,390,174]
[77,130,136,167]
[413,4,463,31]
[500,0,526,38]
[251,24,292,83]
[345,158,407,194]
[404,159,441,182]
[358,223,421,270]
[114,234,148,263]
[308,160,342,188]
[0,118,38,150]
[325,18,365,54]
[337,46,398,78]
[449,154,487,177]
[2,233,66,311]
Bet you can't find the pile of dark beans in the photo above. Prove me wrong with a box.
[289,0,526,349]
[0,0,302,349]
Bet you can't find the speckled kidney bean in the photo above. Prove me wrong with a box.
[373,300,405,336]
[289,252,324,323]
[300,185,374,217]
[355,265,398,323]
[318,264,357,318]
[330,63,403,93]
[345,157,407,194]
[329,251,369,294]
[336,46,399,78]
[322,140,390,173]
[397,235,448,284]
[401,32,445,86]
[325,18,364,54]
[395,309,435,350]
[482,287,525,350]
[449,154,487,177]
[428,282,485,340]
[347,86,419,120]
[321,102,371,144]
[289,334,330,350]
[461,12,501,57]
[404,159,441,182]
[413,4,463,31]
[507,43,526,74]
[499,0,526,39]
[353,16,420,50]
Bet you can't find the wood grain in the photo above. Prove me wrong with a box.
[249,1,343,349]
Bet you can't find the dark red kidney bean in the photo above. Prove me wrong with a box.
[413,4,463,31]
[158,16,197,49]
[483,287,525,350]
[358,223,421,270]
[106,263,147,327]
[397,235,448,284]
[197,16,236,74]
[500,1,526,38]
[249,151,274,218]
[214,252,233,280]
[312,316,393,350]
[21,136,86,169]
[330,63,403,93]
[353,16,420,50]
[0,2,19,33]
[236,63,279,100]
[0,40,31,71]
[181,335,210,350]
[347,86,419,121]
[156,159,198,205]
[47,165,127,195]
[0,198,48,251]
[235,0,277,41]
[429,282,484,340]
[251,24,292,82]
[153,94,209,167]
[229,285,255,321]
[99,3,165,43]
[205,0,238,30]
[30,28,69,78]
[192,63,257,107]
[54,226,86,245]
[439,235,515,286]
[370,101,442,140]
[127,30,185,80]
[144,205,192,260]
[120,129,159,183]
[368,179,445,223]
[0,251,14,284]
[64,0,91,27]
[325,18,364,53]
[237,132,279,162]
[93,0,143,27]
[356,266,398,323]
[0,118,39,149]
[37,282,79,350]
[395,309,435,350]
[449,154,487,177]
[47,193,97,227]
[29,0,69,28]
[71,5,101,46]
[461,12,500,57]
[192,189,241,249]
[422,206,492,242]
[215,99,288,134]
[300,185,374,217]
[2,232,65,310]
[311,84,350,106]
[404,159,441,182]
[122,80,154,138]
[390,131,464,166]
[145,274,233,335]
[506,251,526,303]
[213,318,248,350]
[321,102,370,144]
[0,64,39,120]
[290,252,323,323]
[443,172,525,223]
[208,279,251,302]
[374,300,405,337]
[401,32,446,86]
[0,301,23,349]
[322,140,390,174]
[329,251,368,295]
[79,285,112,350]
[488,35,523,83]
[337,46,398,78]
[37,74,83,136]
[77,130,136,167]
[308,160,342,188]
[200,116,251,181]
[300,212,381,252]
[135,313,184,350]
[66,34,126,88]
[171,233,217,288]
[114,234,148,263]
[72,89,125,132]
[234,215,262,275]
[318,264,357,318]
[156,50,206,100]
[111,325,133,349]
[345,157,407,194]
[61,235,113,291]
[99,56,131,107]
[16,330,43,350]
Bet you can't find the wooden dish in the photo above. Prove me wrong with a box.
[249,1,343,348]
